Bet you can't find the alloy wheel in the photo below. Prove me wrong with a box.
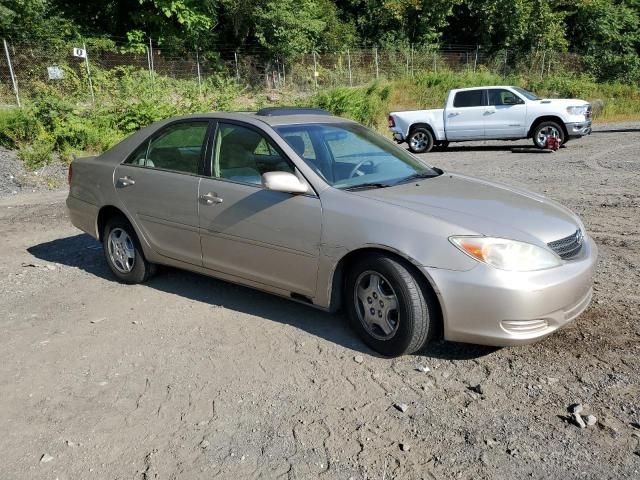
[107,228,135,274]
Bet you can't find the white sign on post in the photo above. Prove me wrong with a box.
[72,47,87,58]
[47,66,64,80]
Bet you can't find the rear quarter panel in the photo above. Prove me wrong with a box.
[390,109,446,140]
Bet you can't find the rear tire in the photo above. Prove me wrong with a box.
[103,215,155,284]
[532,121,565,149]
[345,253,436,356]
[408,127,434,154]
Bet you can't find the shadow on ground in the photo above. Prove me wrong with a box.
[27,233,496,361]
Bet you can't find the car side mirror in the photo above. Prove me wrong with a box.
[262,171,309,194]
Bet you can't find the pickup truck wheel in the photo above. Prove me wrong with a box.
[408,128,434,153]
[103,215,155,284]
[533,121,565,149]
[345,253,435,356]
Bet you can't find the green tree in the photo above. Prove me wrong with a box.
[566,0,640,82]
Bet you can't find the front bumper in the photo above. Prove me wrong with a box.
[566,120,592,138]
[424,236,597,346]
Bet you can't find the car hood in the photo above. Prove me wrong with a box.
[352,173,582,245]
[535,98,590,106]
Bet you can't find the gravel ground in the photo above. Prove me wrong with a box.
[0,124,639,479]
[0,147,68,197]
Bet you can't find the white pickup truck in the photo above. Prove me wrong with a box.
[388,86,592,153]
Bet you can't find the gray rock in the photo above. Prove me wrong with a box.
[394,403,409,413]
[584,414,597,426]
[573,413,587,428]
[200,439,210,449]
[400,442,410,452]
[568,403,583,414]
[40,453,54,463]
[353,355,364,364]
[416,365,430,373]
[469,384,484,395]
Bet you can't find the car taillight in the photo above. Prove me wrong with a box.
[388,115,395,128]
[67,164,73,186]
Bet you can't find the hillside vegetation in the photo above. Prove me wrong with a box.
[1,69,638,170]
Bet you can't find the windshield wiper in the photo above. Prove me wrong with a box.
[395,170,443,184]
[343,182,392,191]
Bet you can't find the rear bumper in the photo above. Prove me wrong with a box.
[391,131,405,143]
[66,194,99,239]
[424,236,597,346]
[566,120,592,138]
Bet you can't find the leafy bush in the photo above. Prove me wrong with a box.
[17,134,55,170]
[0,108,42,148]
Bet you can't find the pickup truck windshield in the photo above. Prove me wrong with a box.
[275,123,438,189]
[513,87,541,101]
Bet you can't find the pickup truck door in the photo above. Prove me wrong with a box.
[484,88,527,138]
[444,89,486,140]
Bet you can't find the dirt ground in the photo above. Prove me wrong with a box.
[1,124,639,480]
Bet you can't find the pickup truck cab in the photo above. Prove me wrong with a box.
[389,86,592,153]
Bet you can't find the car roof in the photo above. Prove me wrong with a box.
[159,112,354,128]
[453,85,518,91]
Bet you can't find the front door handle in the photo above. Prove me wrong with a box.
[199,192,223,205]
[117,176,135,187]
[484,110,496,115]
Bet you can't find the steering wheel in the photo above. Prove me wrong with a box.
[348,159,376,179]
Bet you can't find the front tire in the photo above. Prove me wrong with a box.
[103,215,155,284]
[345,253,436,356]
[532,121,565,149]
[408,127,434,153]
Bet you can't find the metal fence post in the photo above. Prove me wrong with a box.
[83,42,95,103]
[474,45,479,72]
[234,52,240,81]
[540,50,546,79]
[3,39,20,107]
[504,50,508,77]
[313,51,318,89]
[195,47,202,96]
[374,47,379,79]
[145,45,152,79]
[347,49,353,86]
[148,38,155,77]
[433,50,437,73]
[281,58,286,86]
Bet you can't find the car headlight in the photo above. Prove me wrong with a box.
[566,105,588,116]
[449,236,562,271]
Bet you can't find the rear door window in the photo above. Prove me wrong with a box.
[125,121,209,175]
[453,90,485,108]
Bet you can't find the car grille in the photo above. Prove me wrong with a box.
[547,230,584,259]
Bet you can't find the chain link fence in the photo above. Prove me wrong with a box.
[0,39,586,106]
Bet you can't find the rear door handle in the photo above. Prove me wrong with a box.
[117,176,135,187]
[448,112,460,117]
[484,110,496,115]
[199,192,223,205]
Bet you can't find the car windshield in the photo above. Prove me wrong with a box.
[513,87,541,101]
[274,123,439,189]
